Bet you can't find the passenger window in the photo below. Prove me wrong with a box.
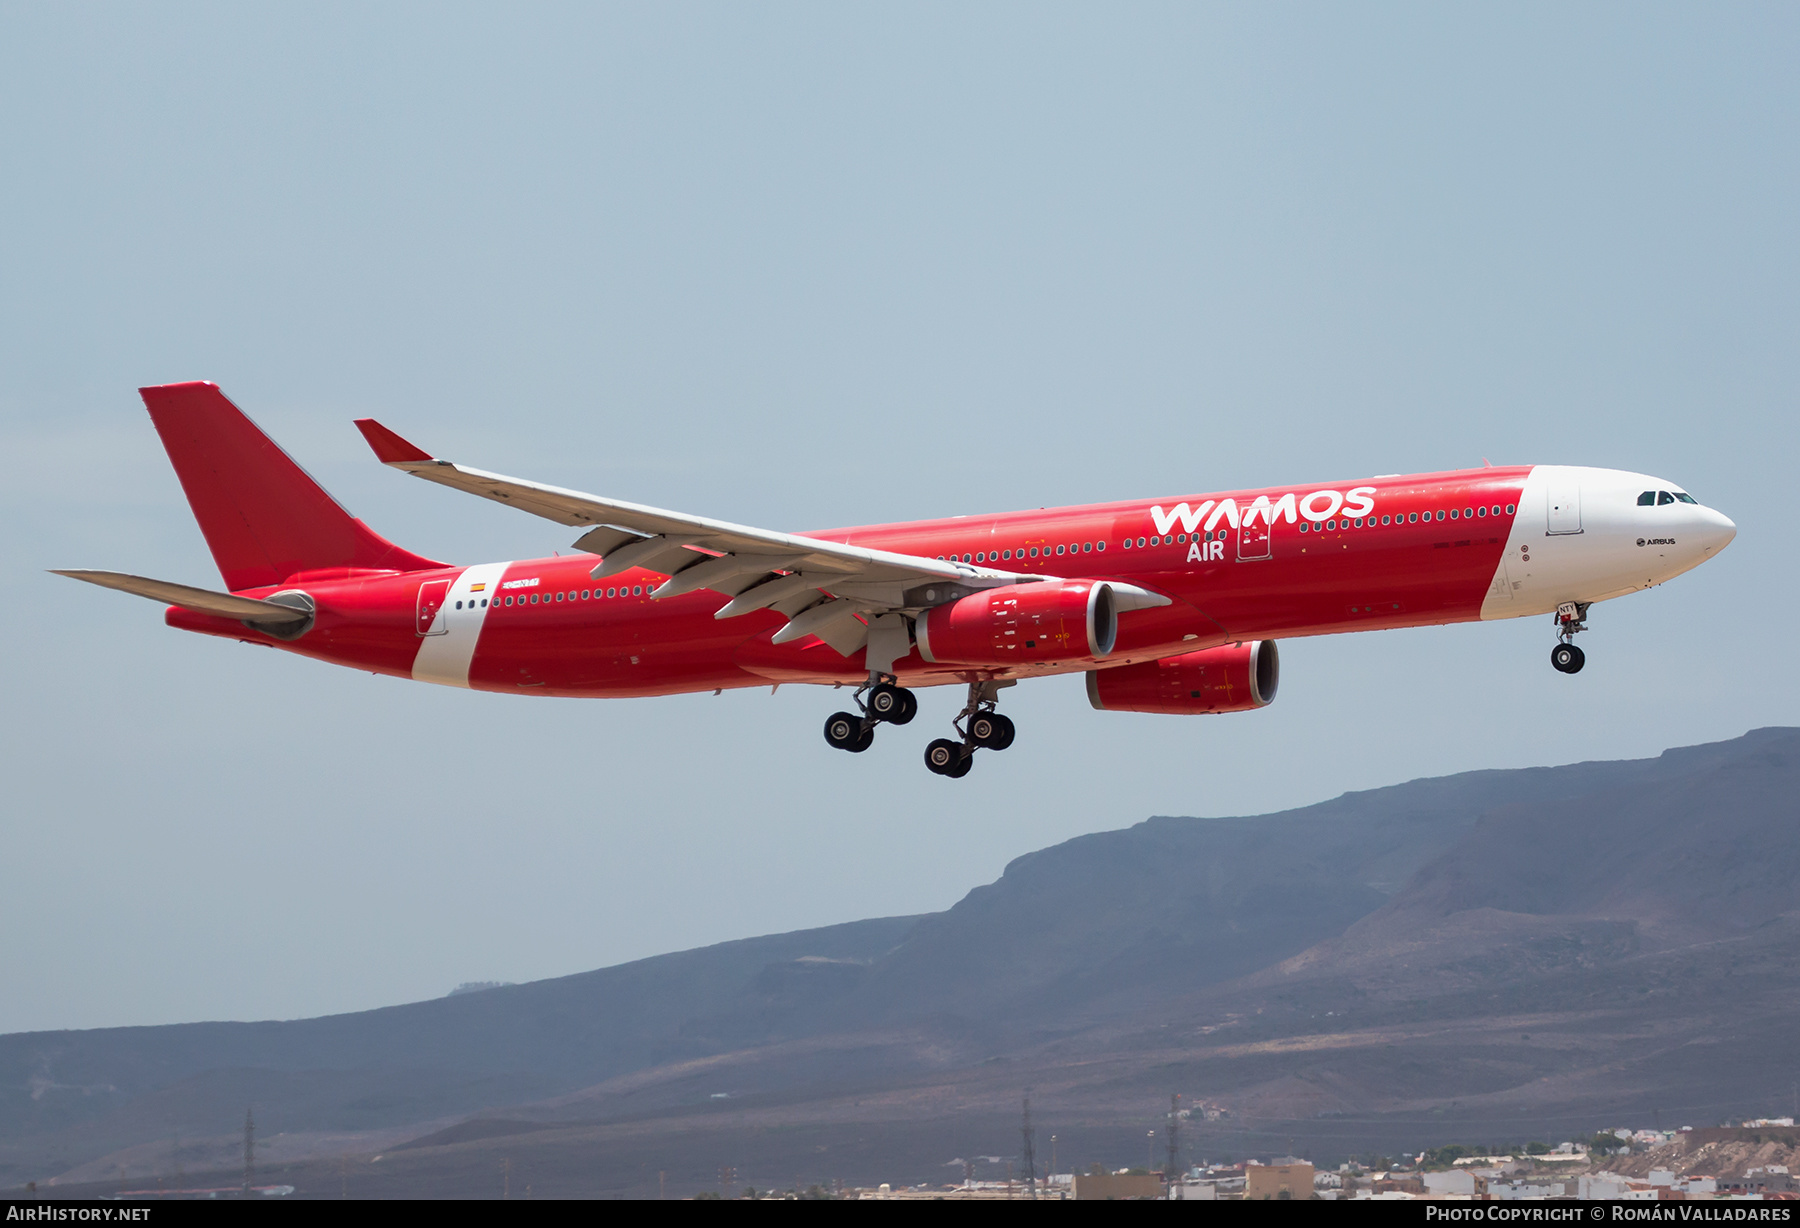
[1506,504,1516,514]
[1083,542,1092,552]
[1658,491,1676,505]
[1450,509,1459,519]
[1097,541,1105,551]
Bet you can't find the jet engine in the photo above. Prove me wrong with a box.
[1086,640,1279,714]
[915,580,1117,666]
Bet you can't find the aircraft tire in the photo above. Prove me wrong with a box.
[825,711,868,750]
[924,738,962,775]
[970,712,1015,750]
[868,683,912,724]
[892,688,918,726]
[1550,643,1586,674]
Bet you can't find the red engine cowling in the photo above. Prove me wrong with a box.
[916,580,1118,666]
[1086,641,1279,714]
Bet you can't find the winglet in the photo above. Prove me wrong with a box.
[354,418,435,465]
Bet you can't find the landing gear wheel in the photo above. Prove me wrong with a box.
[825,711,873,751]
[867,683,917,725]
[1550,643,1586,674]
[924,738,967,776]
[969,712,1015,751]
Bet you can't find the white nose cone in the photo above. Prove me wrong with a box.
[1698,507,1737,556]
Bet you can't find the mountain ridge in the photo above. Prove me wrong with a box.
[6,726,1798,1192]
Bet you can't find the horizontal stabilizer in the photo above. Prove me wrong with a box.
[51,570,310,625]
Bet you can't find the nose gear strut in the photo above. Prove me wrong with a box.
[1550,601,1589,674]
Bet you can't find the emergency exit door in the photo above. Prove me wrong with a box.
[1546,474,1583,535]
[415,579,450,635]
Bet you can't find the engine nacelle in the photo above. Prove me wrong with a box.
[1086,641,1279,715]
[916,580,1118,666]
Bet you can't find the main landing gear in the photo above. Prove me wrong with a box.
[824,677,1018,779]
[822,675,918,754]
[924,680,1016,779]
[1550,601,1590,675]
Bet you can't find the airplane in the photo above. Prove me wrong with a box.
[57,382,1737,778]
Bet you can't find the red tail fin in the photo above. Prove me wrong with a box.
[140,382,445,591]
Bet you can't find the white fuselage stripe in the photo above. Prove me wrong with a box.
[412,561,511,688]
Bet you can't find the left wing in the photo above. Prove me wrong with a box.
[353,418,1049,660]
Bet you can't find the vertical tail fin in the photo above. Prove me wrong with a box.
[140,382,446,591]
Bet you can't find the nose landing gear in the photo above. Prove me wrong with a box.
[924,680,1016,778]
[1550,601,1590,674]
[822,674,917,754]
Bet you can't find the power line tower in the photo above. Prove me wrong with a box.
[1021,1092,1037,1198]
[241,1107,254,1198]
[1166,1094,1181,1182]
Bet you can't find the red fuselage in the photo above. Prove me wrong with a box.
[169,466,1558,696]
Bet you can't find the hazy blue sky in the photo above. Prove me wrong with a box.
[2,4,1794,1034]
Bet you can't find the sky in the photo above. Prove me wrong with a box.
[1,3,1794,1034]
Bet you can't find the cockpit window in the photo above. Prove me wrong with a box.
[1637,491,1656,506]
[1657,491,1676,505]
[1675,492,1697,504]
